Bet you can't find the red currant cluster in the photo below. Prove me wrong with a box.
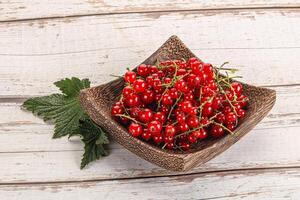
[111,58,248,151]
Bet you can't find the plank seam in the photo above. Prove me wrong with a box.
[0,6,300,23]
[1,166,299,186]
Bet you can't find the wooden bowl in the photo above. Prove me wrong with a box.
[80,35,276,171]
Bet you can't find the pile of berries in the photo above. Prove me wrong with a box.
[111,57,248,151]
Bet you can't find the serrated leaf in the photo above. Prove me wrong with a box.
[22,94,85,138]
[54,77,90,97]
[79,119,109,169]
[22,77,90,138]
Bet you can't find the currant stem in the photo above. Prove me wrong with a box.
[115,114,145,125]
[212,122,234,135]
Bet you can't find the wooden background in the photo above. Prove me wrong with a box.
[0,1,300,199]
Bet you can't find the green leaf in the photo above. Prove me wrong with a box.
[79,119,109,169]
[22,77,91,138]
[54,77,90,97]
[22,77,110,169]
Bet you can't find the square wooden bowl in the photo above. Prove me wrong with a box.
[80,35,276,171]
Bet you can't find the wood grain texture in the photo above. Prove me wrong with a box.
[1,168,300,200]
[0,9,300,97]
[1,0,300,21]
[1,126,300,184]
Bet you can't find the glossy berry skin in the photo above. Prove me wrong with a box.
[124,71,136,83]
[188,135,197,143]
[141,89,154,104]
[153,112,166,123]
[129,123,142,137]
[111,105,123,116]
[164,125,176,136]
[187,115,199,128]
[162,94,173,106]
[175,79,187,92]
[153,134,163,144]
[216,113,226,123]
[139,109,153,123]
[211,125,224,138]
[137,64,149,77]
[147,120,162,136]
[231,82,243,97]
[202,103,213,117]
[124,93,141,107]
[165,142,174,150]
[179,100,193,113]
[178,122,189,132]
[122,86,133,97]
[193,128,207,139]
[164,135,174,143]
[176,112,186,124]
[237,109,246,118]
[169,88,179,99]
[180,142,190,151]
[225,112,237,124]
[141,131,152,141]
[133,79,147,93]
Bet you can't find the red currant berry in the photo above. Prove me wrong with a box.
[200,117,210,126]
[176,112,186,124]
[133,79,147,93]
[153,112,166,123]
[169,88,179,99]
[150,65,159,74]
[129,123,142,137]
[202,103,213,117]
[164,125,176,136]
[165,142,174,150]
[141,89,154,104]
[146,75,154,87]
[162,93,173,106]
[129,107,141,118]
[216,113,226,123]
[225,112,237,124]
[111,105,124,116]
[122,86,133,97]
[188,135,197,143]
[141,130,152,141]
[230,82,243,97]
[148,120,162,135]
[178,122,189,132]
[124,71,136,83]
[179,100,193,113]
[180,142,190,151]
[237,109,246,118]
[153,134,163,144]
[212,96,222,110]
[164,135,174,143]
[227,123,236,131]
[137,64,149,77]
[193,128,208,139]
[187,115,199,128]
[139,109,153,123]
[124,93,141,107]
[211,125,224,138]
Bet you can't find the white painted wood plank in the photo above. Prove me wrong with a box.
[1,0,300,21]
[0,126,299,184]
[1,168,300,200]
[0,10,300,97]
[0,85,299,183]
